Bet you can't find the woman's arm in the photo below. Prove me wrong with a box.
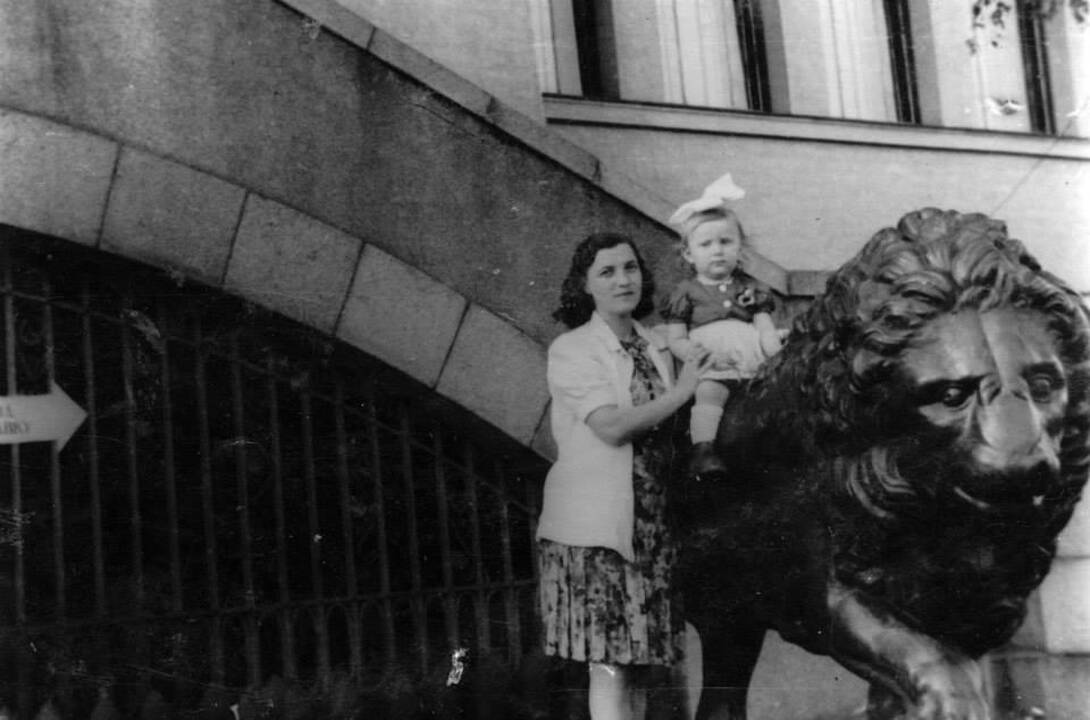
[585,349,711,446]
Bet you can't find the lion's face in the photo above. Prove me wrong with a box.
[898,306,1067,511]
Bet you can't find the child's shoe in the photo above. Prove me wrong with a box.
[689,442,728,481]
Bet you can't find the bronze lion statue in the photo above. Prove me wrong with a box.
[677,208,1090,720]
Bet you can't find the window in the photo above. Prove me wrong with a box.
[736,0,773,111]
[1016,2,1055,133]
[656,0,754,109]
[570,0,618,99]
[968,2,1040,132]
[885,0,921,124]
[911,0,1057,134]
[534,0,1070,136]
[823,0,900,121]
[532,0,769,109]
[528,0,585,95]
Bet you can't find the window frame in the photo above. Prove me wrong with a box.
[1017,2,1056,134]
[884,0,922,124]
[735,0,773,113]
[550,0,1070,137]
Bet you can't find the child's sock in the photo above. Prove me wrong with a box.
[689,404,724,444]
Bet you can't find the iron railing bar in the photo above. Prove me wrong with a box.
[525,474,543,655]
[299,411,538,513]
[398,403,428,673]
[157,300,183,613]
[300,384,332,681]
[42,277,67,622]
[362,454,537,516]
[38,296,540,502]
[43,292,546,512]
[80,279,106,618]
[266,361,297,680]
[333,377,364,676]
[2,288,86,311]
[8,290,230,330]
[10,579,542,632]
[1,252,26,625]
[526,477,540,583]
[463,443,490,655]
[120,298,146,614]
[29,292,520,455]
[229,332,261,687]
[364,376,396,667]
[438,458,536,514]
[193,317,225,683]
[432,426,459,648]
[494,461,520,661]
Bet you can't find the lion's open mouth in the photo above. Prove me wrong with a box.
[944,454,1059,514]
[952,485,1047,513]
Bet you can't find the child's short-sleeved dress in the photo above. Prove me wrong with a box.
[661,274,776,380]
[537,334,684,666]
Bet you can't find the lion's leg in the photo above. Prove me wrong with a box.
[826,583,990,720]
[866,684,907,720]
[693,619,764,720]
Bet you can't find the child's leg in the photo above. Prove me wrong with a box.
[689,380,730,444]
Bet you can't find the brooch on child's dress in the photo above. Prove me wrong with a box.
[737,287,757,308]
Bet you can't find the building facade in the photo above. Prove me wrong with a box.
[335,0,1090,716]
[0,0,1086,717]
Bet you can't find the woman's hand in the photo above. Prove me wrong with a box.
[676,345,714,395]
[584,344,712,447]
[710,350,742,371]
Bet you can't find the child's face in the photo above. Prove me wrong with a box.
[684,217,742,281]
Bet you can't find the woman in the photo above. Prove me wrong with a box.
[537,233,711,720]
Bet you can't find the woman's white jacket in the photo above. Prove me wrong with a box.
[535,312,674,562]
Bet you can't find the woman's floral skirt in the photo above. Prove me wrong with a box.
[537,538,683,666]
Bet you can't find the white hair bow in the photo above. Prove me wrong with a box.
[667,173,746,229]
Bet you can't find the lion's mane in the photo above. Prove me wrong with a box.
[749,208,1089,516]
[713,208,1090,655]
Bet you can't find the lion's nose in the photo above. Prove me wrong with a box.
[975,393,1059,473]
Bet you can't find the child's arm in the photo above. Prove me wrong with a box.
[661,285,702,362]
[665,322,701,361]
[754,312,782,359]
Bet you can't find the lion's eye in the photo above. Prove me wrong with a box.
[1028,375,1056,402]
[940,384,972,408]
[915,378,980,409]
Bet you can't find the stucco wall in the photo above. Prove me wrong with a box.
[0,0,704,458]
[0,0,682,350]
[333,0,544,120]
[552,121,1090,292]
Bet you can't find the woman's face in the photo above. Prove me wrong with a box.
[584,243,642,320]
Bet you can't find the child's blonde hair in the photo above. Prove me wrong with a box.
[678,207,746,245]
[669,172,747,252]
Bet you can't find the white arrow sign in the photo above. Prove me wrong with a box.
[0,381,87,449]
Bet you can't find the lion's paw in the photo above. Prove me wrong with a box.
[909,660,990,720]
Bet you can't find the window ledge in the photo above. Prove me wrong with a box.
[544,96,1090,161]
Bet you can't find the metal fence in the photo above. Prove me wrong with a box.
[0,229,548,718]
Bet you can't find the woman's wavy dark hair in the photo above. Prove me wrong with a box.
[552,233,656,329]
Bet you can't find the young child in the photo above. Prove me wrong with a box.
[661,173,782,477]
